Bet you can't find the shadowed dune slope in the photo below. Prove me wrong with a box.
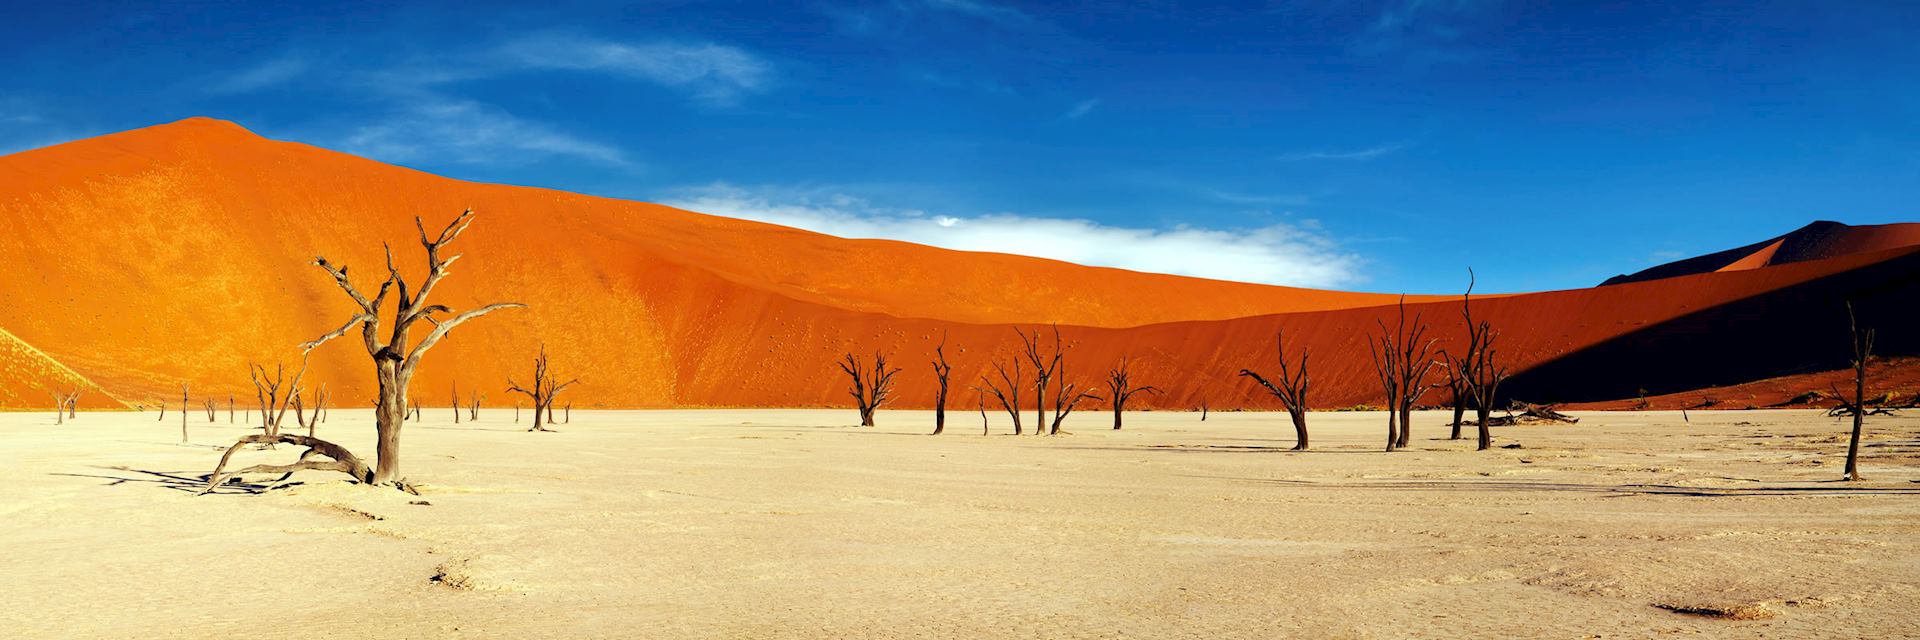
[1602,220,1920,285]
[0,118,1916,411]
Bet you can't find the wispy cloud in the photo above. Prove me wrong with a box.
[1353,0,1497,63]
[1062,98,1100,120]
[209,56,310,94]
[922,0,1038,27]
[340,94,632,168]
[661,183,1363,287]
[496,34,772,106]
[1275,144,1404,162]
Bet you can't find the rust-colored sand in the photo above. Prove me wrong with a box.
[2,118,1918,412]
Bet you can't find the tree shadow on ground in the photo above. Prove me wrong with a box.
[51,465,300,495]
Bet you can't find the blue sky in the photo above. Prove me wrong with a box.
[2,1,1917,293]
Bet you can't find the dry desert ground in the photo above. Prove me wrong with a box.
[2,408,1917,639]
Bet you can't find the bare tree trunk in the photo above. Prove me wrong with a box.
[51,393,63,425]
[1390,405,1405,451]
[1476,404,1492,451]
[373,366,407,485]
[1112,403,1123,430]
[181,382,189,443]
[1397,404,1413,449]
[452,380,460,424]
[1843,302,1873,481]
[228,394,235,423]
[1288,407,1309,451]
[1450,394,1466,440]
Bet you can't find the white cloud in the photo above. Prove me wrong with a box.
[497,34,771,106]
[1275,144,1403,161]
[210,56,310,94]
[341,95,631,167]
[661,183,1363,288]
[1062,98,1100,120]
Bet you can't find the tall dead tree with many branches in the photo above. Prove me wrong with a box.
[507,345,577,433]
[1047,361,1103,435]
[202,209,523,492]
[836,351,901,427]
[1239,330,1312,450]
[976,356,1024,435]
[1370,297,1442,451]
[1016,326,1065,435]
[930,334,953,435]
[1105,357,1158,430]
[1448,270,1509,451]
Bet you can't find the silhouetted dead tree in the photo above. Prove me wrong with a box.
[451,380,461,424]
[1449,270,1509,451]
[1367,329,1401,451]
[1048,363,1103,435]
[564,402,572,424]
[1371,297,1441,451]
[1105,357,1159,430]
[1200,400,1209,421]
[158,396,167,421]
[507,345,578,433]
[836,351,901,427]
[1016,326,1065,435]
[976,357,1024,435]
[1444,362,1468,439]
[228,394,236,423]
[203,399,217,422]
[203,209,523,492]
[468,391,482,421]
[1837,302,1878,481]
[1239,330,1311,450]
[930,334,953,435]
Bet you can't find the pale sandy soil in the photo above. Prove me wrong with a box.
[2,408,1917,639]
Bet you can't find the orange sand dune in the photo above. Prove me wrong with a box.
[0,118,1916,412]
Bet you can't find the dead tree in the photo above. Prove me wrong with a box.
[1444,362,1468,439]
[835,351,901,427]
[930,334,953,435]
[1016,326,1065,435]
[452,380,461,424]
[1450,270,1510,451]
[506,345,578,433]
[977,356,1024,435]
[468,391,482,421]
[158,397,167,421]
[1047,363,1103,435]
[181,382,189,443]
[515,402,521,423]
[1105,357,1159,430]
[1200,400,1209,421]
[50,390,78,424]
[228,394,235,423]
[564,402,572,423]
[203,209,523,491]
[249,361,310,442]
[1367,329,1401,451]
[1370,297,1442,451]
[976,388,989,435]
[1238,329,1311,450]
[1840,302,1875,481]
[203,399,217,422]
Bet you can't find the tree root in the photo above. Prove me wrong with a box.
[200,433,373,495]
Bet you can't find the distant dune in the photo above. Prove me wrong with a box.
[1,118,1916,411]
